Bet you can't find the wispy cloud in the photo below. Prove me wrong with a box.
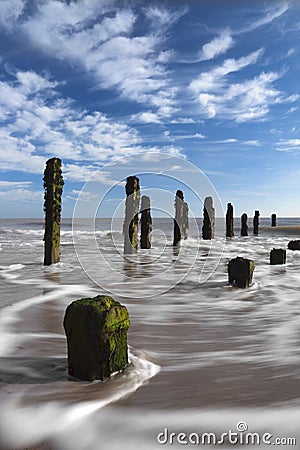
[189,48,297,122]
[0,1,185,119]
[198,28,234,61]
[276,139,300,152]
[242,2,290,32]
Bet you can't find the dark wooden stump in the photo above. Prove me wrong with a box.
[253,210,260,235]
[228,256,255,288]
[202,196,215,240]
[140,195,152,249]
[173,190,184,246]
[241,213,248,236]
[63,295,130,381]
[271,214,276,227]
[124,176,140,254]
[226,202,234,238]
[43,158,64,265]
[288,240,300,251]
[270,248,286,265]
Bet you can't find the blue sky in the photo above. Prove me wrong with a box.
[0,0,300,218]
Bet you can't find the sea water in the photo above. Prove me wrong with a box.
[0,218,300,449]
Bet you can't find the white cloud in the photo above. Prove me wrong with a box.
[131,111,161,124]
[0,181,32,188]
[0,1,184,118]
[0,188,42,202]
[243,3,289,32]
[189,49,297,122]
[276,139,300,153]
[198,29,234,61]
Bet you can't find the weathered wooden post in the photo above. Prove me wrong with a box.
[253,210,260,235]
[241,213,248,236]
[228,257,255,288]
[226,202,234,238]
[182,201,189,240]
[124,176,140,254]
[288,240,300,251]
[270,248,286,265]
[140,195,152,249]
[63,295,130,381]
[43,157,64,266]
[202,196,215,240]
[173,190,184,246]
[271,214,276,227]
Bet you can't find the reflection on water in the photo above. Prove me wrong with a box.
[0,218,300,448]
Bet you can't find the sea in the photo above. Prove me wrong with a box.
[0,217,300,449]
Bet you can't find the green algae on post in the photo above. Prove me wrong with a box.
[63,295,130,381]
[43,158,64,266]
[124,176,140,254]
[140,195,152,249]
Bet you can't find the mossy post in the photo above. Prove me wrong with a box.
[271,214,277,227]
[241,213,248,236]
[124,176,140,254]
[228,256,255,288]
[63,295,130,381]
[202,196,215,240]
[173,190,184,246]
[226,202,234,238]
[253,210,260,235]
[182,201,189,240]
[140,195,152,249]
[43,158,64,266]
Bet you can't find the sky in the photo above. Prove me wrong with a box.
[0,0,300,218]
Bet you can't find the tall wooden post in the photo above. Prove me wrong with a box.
[241,213,248,236]
[202,196,215,240]
[124,176,140,254]
[226,202,234,238]
[253,210,260,235]
[173,190,184,246]
[140,195,152,249]
[43,158,64,266]
[271,214,276,227]
[182,201,189,240]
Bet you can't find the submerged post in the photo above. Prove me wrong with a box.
[124,176,140,254]
[241,213,248,236]
[43,158,64,266]
[271,214,276,227]
[270,248,286,265]
[228,257,255,288]
[253,210,260,235]
[140,195,152,249]
[182,201,189,240]
[173,190,184,246]
[226,202,234,238]
[63,295,130,381]
[202,196,215,240]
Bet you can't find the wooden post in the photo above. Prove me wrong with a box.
[124,176,140,254]
[202,196,215,240]
[271,214,276,227]
[63,295,130,381]
[140,195,152,249]
[253,210,260,235]
[43,158,64,266]
[173,190,184,246]
[182,201,189,240]
[241,213,248,236]
[226,202,234,238]
[228,257,255,288]
[270,248,286,265]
